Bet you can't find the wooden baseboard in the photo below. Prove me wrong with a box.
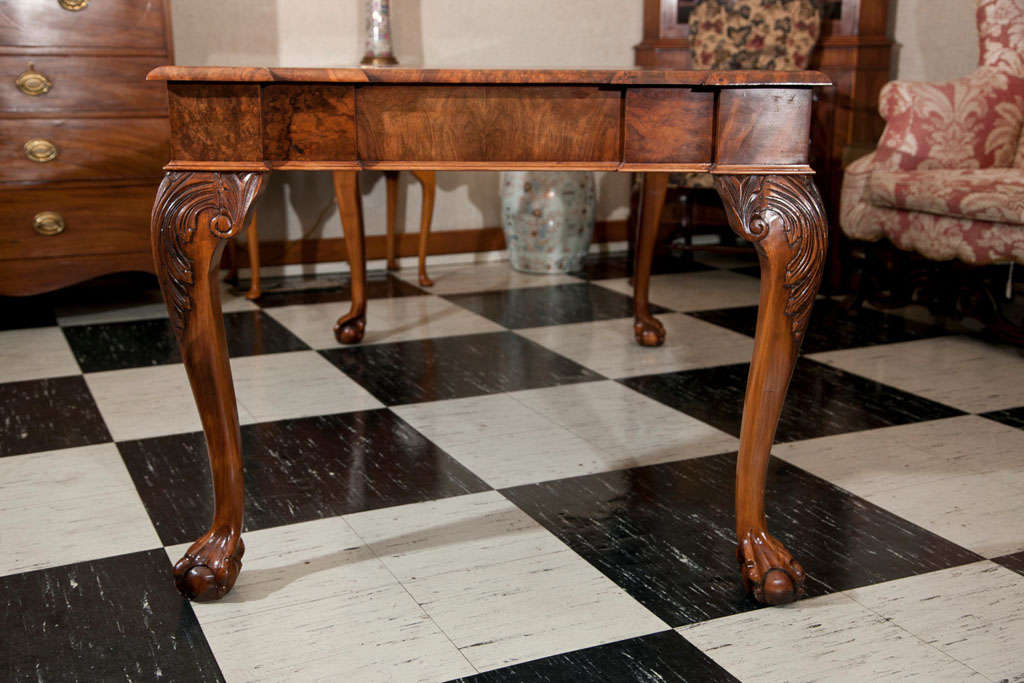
[229,220,629,269]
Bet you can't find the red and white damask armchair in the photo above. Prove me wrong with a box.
[840,0,1024,268]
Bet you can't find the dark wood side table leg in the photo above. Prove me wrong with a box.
[410,170,436,287]
[384,170,400,271]
[633,172,668,347]
[714,174,827,606]
[151,170,267,602]
[333,170,368,344]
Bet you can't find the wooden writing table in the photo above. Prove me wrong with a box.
[146,66,830,606]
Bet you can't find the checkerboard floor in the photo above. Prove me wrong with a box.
[3,252,1024,682]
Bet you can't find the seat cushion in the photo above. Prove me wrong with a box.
[866,168,1024,224]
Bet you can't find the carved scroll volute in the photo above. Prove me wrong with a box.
[714,174,827,345]
[151,171,267,339]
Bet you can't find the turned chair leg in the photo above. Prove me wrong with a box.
[633,172,668,347]
[411,170,436,287]
[715,174,827,605]
[333,170,368,344]
[151,170,267,602]
[245,213,261,300]
[384,171,400,271]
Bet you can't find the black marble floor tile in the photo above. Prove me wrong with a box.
[118,408,489,546]
[444,283,666,329]
[63,310,310,373]
[0,296,57,330]
[620,358,964,443]
[0,549,223,682]
[254,272,424,308]
[731,264,763,279]
[0,376,111,457]
[982,406,1024,430]
[321,331,603,405]
[569,251,712,281]
[690,299,949,353]
[448,630,736,683]
[993,551,1024,576]
[502,453,981,627]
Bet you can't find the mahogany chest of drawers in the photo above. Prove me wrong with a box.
[0,0,173,295]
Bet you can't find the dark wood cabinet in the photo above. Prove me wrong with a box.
[0,0,173,296]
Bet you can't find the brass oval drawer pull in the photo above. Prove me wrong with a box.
[58,0,89,10]
[33,211,66,236]
[16,66,52,96]
[24,138,58,163]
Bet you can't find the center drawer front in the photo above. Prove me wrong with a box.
[0,0,168,51]
[1,118,169,183]
[0,184,154,260]
[356,85,621,163]
[0,56,167,115]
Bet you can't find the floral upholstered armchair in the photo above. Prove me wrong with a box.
[840,0,1024,267]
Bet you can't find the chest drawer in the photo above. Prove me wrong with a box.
[0,0,168,51]
[0,183,155,260]
[1,118,168,183]
[1,56,167,115]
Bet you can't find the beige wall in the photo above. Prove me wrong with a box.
[170,0,643,245]
[169,0,982,247]
[891,0,979,82]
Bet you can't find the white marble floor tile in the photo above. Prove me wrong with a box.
[392,394,609,487]
[510,381,738,465]
[679,592,982,682]
[265,295,504,349]
[86,363,256,441]
[0,327,80,383]
[847,562,1024,682]
[809,335,1024,413]
[0,444,160,576]
[232,350,383,423]
[54,280,256,327]
[593,270,762,312]
[517,313,754,378]
[775,416,1024,557]
[345,492,667,673]
[399,261,582,295]
[168,516,475,683]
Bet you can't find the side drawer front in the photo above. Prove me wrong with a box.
[624,88,714,166]
[0,184,155,260]
[0,118,169,183]
[0,0,168,51]
[356,85,621,163]
[0,56,168,115]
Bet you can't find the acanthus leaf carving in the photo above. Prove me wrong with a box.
[715,174,828,343]
[152,171,267,339]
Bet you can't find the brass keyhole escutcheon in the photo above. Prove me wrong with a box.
[33,211,66,236]
[16,66,52,96]
[58,0,89,10]
[24,138,58,163]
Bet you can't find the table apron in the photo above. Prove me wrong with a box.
[165,82,815,174]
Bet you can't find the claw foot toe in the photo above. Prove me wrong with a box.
[737,530,805,605]
[333,315,366,344]
[634,317,666,347]
[173,536,245,602]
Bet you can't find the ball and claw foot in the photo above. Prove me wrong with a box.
[173,535,245,602]
[634,316,666,347]
[333,313,366,344]
[737,530,805,605]
[419,273,434,288]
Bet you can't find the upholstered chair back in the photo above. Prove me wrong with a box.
[688,0,823,70]
[978,0,1024,71]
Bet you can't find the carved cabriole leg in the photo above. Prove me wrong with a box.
[333,170,368,344]
[714,174,827,606]
[633,172,669,347]
[151,170,267,601]
[245,213,261,300]
[411,170,436,287]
